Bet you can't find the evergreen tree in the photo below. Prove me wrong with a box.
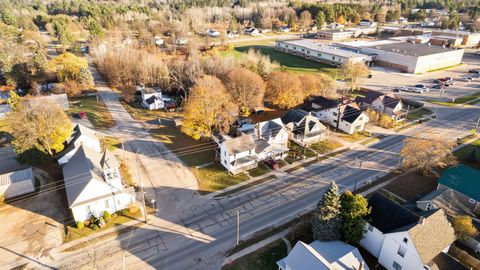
[256,59,268,80]
[311,182,342,241]
[340,191,371,244]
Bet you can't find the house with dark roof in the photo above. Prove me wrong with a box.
[281,109,328,146]
[436,164,480,212]
[62,145,135,222]
[138,87,164,110]
[277,240,369,270]
[361,192,456,270]
[356,91,406,121]
[254,118,289,160]
[219,134,258,175]
[304,96,369,134]
[56,124,102,165]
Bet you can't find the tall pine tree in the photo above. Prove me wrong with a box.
[311,181,342,241]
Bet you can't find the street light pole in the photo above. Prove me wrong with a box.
[135,152,148,224]
[236,209,240,245]
[353,158,363,194]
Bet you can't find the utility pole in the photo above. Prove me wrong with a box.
[135,152,148,223]
[353,158,363,194]
[236,209,240,245]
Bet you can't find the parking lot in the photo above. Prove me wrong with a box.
[364,50,480,102]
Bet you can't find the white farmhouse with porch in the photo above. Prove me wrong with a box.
[218,135,258,175]
[56,124,102,165]
[62,145,135,222]
[253,118,290,160]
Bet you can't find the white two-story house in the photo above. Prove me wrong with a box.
[254,118,290,160]
[281,109,328,146]
[62,145,135,221]
[138,87,164,110]
[56,124,102,165]
[219,134,258,175]
[361,192,456,270]
[304,96,369,134]
[356,91,406,121]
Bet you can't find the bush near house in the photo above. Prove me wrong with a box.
[103,211,111,221]
[76,221,84,229]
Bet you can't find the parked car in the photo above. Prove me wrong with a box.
[459,77,472,82]
[264,159,280,170]
[471,74,480,78]
[414,84,429,92]
[404,87,424,93]
[468,69,480,74]
[393,86,406,92]
[432,84,443,89]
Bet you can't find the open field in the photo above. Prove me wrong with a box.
[69,96,115,129]
[220,40,338,77]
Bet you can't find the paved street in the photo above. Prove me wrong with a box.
[53,103,479,270]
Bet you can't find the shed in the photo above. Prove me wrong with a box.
[0,167,35,199]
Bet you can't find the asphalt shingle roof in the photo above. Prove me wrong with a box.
[438,164,480,201]
[224,135,256,155]
[341,105,363,124]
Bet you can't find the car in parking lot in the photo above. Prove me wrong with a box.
[432,84,443,90]
[402,86,424,93]
[414,84,429,92]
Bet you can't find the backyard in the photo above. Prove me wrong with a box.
[220,40,338,77]
[68,96,115,129]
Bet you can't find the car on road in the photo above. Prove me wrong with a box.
[471,74,480,78]
[403,86,424,93]
[459,77,473,82]
[414,84,429,92]
[468,69,480,74]
[432,84,443,90]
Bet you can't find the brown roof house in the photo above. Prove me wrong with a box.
[360,192,456,270]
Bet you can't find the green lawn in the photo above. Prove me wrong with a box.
[223,239,287,270]
[249,163,271,177]
[102,136,121,151]
[285,142,317,163]
[69,96,115,129]
[191,163,250,194]
[310,139,343,154]
[429,92,480,106]
[454,138,480,161]
[150,125,215,167]
[221,43,338,77]
[406,108,433,121]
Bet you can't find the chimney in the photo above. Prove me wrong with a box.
[419,216,425,225]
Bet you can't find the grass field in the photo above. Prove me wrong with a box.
[69,96,115,129]
[220,40,338,77]
[406,108,433,121]
[249,163,271,177]
[192,164,250,194]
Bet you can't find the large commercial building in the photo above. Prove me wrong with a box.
[275,39,372,67]
[350,41,464,73]
[317,29,354,41]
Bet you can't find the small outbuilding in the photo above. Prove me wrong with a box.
[0,167,35,199]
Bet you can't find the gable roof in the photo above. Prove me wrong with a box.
[55,124,99,160]
[341,105,364,124]
[25,93,69,110]
[303,96,339,111]
[257,118,286,139]
[368,192,420,233]
[357,91,402,110]
[145,95,158,104]
[368,192,456,264]
[438,165,480,201]
[281,109,308,125]
[223,135,256,155]
[418,189,476,217]
[277,240,369,270]
[62,145,120,207]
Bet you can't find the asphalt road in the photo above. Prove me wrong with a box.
[54,105,480,270]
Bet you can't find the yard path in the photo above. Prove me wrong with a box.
[85,54,199,220]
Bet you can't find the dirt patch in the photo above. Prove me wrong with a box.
[384,171,438,202]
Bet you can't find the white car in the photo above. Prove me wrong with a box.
[405,87,424,93]
[414,84,430,92]
[459,77,472,82]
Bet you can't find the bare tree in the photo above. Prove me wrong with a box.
[340,62,370,92]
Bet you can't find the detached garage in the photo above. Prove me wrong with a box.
[0,167,35,199]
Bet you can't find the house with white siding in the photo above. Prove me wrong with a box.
[361,192,456,270]
[218,134,258,175]
[281,109,328,146]
[356,91,407,121]
[62,145,135,222]
[56,124,102,165]
[304,96,369,134]
[138,87,164,110]
[253,118,289,160]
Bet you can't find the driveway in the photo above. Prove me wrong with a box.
[85,55,199,219]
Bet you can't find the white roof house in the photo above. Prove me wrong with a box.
[277,240,369,270]
[0,167,35,199]
[62,145,135,221]
[56,124,102,165]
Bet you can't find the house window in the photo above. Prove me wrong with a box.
[332,56,336,60]
[368,224,373,232]
[403,237,408,243]
[397,245,406,257]
[105,200,110,208]
[469,198,476,204]
[392,261,402,270]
